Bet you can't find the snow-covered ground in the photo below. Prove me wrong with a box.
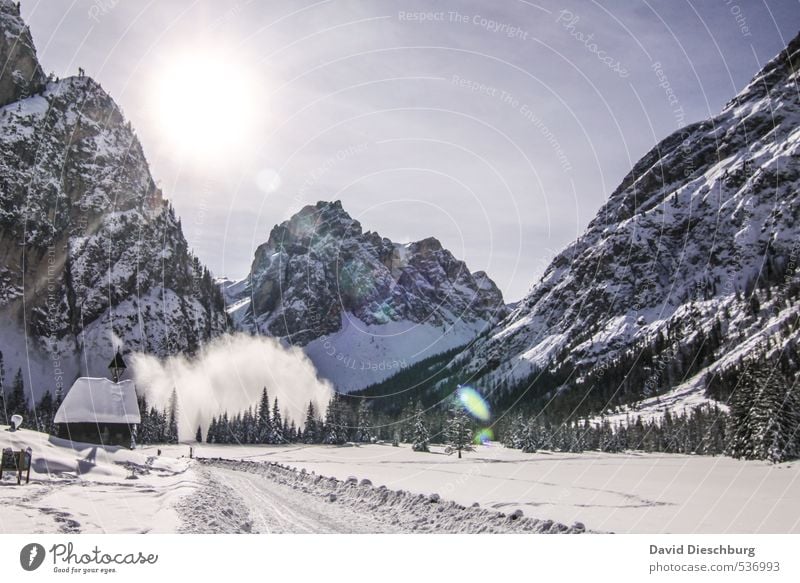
[0,427,194,533]
[2,428,798,534]
[183,442,800,534]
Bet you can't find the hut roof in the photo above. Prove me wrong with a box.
[54,378,141,425]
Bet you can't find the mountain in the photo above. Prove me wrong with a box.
[427,33,800,420]
[223,200,508,391]
[0,1,227,400]
[0,0,44,108]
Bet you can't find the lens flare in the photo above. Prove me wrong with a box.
[457,386,491,422]
[474,428,494,445]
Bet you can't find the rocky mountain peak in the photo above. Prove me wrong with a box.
[447,32,800,420]
[224,200,508,391]
[0,0,45,107]
[0,4,227,398]
[723,30,800,109]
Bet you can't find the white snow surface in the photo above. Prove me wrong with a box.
[54,378,141,424]
[4,428,798,534]
[188,442,800,534]
[0,428,193,533]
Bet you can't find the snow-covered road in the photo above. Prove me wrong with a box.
[182,458,582,534]
[180,464,393,533]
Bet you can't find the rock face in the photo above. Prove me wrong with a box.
[0,6,227,398]
[224,200,508,391]
[455,33,800,416]
[0,1,45,108]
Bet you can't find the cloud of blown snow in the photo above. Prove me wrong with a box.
[130,334,333,441]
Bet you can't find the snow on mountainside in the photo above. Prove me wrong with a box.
[0,5,227,399]
[0,0,45,108]
[223,200,508,391]
[456,33,800,415]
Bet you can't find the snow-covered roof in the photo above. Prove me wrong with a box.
[54,378,141,425]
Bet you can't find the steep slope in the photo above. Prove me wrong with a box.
[224,200,508,391]
[0,4,227,399]
[454,33,800,417]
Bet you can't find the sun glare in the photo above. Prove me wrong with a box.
[152,52,257,161]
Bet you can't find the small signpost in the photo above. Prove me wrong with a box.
[0,448,32,485]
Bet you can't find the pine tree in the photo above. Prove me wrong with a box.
[0,350,6,426]
[728,362,760,459]
[399,400,415,443]
[750,367,800,462]
[242,406,255,443]
[7,368,27,416]
[271,397,284,443]
[304,401,319,443]
[521,419,538,453]
[447,405,473,459]
[195,425,202,443]
[219,412,230,443]
[257,387,272,443]
[166,388,179,444]
[503,413,526,449]
[355,400,373,443]
[35,391,55,434]
[411,401,430,452]
[323,394,346,445]
[207,416,217,443]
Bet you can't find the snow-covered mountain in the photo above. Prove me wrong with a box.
[0,1,227,399]
[223,200,508,391]
[453,33,800,416]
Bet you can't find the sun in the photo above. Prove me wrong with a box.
[151,51,258,161]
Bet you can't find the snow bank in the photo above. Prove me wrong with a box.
[199,458,584,534]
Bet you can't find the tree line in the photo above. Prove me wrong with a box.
[4,346,796,464]
[0,352,61,434]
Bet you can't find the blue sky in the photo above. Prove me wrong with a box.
[23,0,800,301]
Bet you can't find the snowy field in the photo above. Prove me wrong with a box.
[0,427,195,533]
[1,427,798,534]
[183,442,800,534]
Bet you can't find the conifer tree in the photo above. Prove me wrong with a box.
[166,388,179,444]
[355,400,373,443]
[750,367,800,462]
[521,419,538,453]
[323,394,346,445]
[34,391,55,434]
[272,397,284,443]
[447,405,473,459]
[411,401,430,452]
[257,387,272,443]
[729,360,768,460]
[7,368,27,416]
[304,401,319,443]
[0,350,6,426]
[207,416,217,443]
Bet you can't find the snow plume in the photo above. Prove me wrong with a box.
[130,334,334,441]
[109,330,124,351]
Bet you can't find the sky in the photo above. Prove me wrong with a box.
[21,0,800,302]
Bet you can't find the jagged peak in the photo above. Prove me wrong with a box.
[408,236,443,253]
[0,1,20,17]
[723,30,800,112]
[0,0,45,107]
